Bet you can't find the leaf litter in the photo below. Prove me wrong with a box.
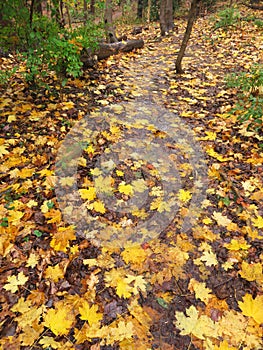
[0,5,263,350]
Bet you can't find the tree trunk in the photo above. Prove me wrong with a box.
[104,0,118,43]
[84,0,88,21]
[35,0,42,14]
[29,0,35,28]
[90,0,95,14]
[66,4,71,28]
[160,0,174,35]
[175,0,200,74]
[81,39,144,67]
[137,0,144,18]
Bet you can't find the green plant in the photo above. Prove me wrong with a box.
[254,19,263,28]
[226,64,263,130]
[33,230,43,237]
[1,1,103,89]
[213,7,241,31]
[0,67,17,86]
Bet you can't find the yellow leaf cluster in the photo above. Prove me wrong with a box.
[44,304,75,336]
[79,302,103,326]
[50,226,76,252]
[4,272,28,293]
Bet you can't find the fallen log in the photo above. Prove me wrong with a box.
[81,39,144,67]
[243,1,263,9]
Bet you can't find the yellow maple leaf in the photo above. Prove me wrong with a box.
[40,200,51,214]
[8,210,24,224]
[242,180,256,193]
[224,239,251,251]
[38,169,54,177]
[4,271,29,293]
[214,340,237,350]
[114,320,134,342]
[18,168,35,179]
[45,264,64,282]
[238,294,263,324]
[250,191,263,201]
[45,208,62,224]
[131,179,148,193]
[208,163,221,179]
[79,187,96,201]
[0,144,9,157]
[126,275,147,295]
[200,250,218,267]
[131,207,148,219]
[26,200,38,208]
[206,146,230,162]
[212,211,232,227]
[15,304,44,329]
[116,169,124,176]
[11,297,32,314]
[50,226,76,252]
[26,253,39,268]
[94,175,114,195]
[44,306,74,336]
[188,279,212,305]
[39,336,61,349]
[178,189,192,203]
[175,305,217,339]
[92,200,106,214]
[79,302,103,326]
[110,125,121,136]
[203,217,213,225]
[121,246,148,264]
[90,167,102,176]
[252,215,263,229]
[239,261,263,282]
[59,177,75,187]
[150,186,163,196]
[118,182,133,196]
[198,131,217,141]
[116,279,133,298]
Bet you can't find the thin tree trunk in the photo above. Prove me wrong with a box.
[90,0,95,14]
[59,0,65,26]
[175,0,200,74]
[104,0,118,43]
[36,0,42,14]
[147,0,151,22]
[84,0,88,21]
[137,0,144,18]
[66,5,71,28]
[29,0,35,28]
[160,0,174,36]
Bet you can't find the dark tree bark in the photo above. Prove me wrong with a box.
[29,0,43,27]
[104,0,118,43]
[29,0,35,28]
[81,39,144,67]
[35,0,42,14]
[245,0,263,10]
[90,0,95,14]
[137,0,144,18]
[175,0,200,74]
[160,0,174,35]
[52,0,65,27]
[84,0,88,21]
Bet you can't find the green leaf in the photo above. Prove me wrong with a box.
[157,298,169,309]
[33,230,43,237]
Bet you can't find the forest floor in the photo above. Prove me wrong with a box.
[0,4,263,350]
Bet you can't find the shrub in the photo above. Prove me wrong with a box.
[0,1,103,88]
[213,7,241,31]
[226,65,263,131]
